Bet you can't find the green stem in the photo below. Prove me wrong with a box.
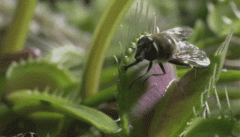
[1,0,38,54]
[80,0,134,99]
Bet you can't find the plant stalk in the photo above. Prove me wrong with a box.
[80,0,134,99]
[1,0,38,54]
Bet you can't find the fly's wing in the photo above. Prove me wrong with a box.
[169,41,210,68]
[162,27,193,40]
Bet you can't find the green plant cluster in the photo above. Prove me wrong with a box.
[0,0,240,137]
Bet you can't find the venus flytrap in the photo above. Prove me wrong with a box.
[118,2,230,137]
[148,28,233,137]
[118,1,211,136]
[116,2,156,136]
[8,93,119,134]
[5,58,78,94]
[182,87,240,137]
[3,55,120,136]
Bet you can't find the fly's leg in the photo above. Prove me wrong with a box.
[142,63,166,85]
[124,59,142,71]
[159,63,166,74]
[128,61,153,89]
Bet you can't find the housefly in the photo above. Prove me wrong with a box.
[124,27,210,88]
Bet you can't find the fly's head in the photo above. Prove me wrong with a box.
[135,36,158,62]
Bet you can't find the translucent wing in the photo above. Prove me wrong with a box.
[169,41,210,67]
[162,27,193,40]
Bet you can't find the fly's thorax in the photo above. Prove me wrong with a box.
[151,33,177,61]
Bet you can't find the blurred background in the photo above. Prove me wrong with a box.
[1,0,240,136]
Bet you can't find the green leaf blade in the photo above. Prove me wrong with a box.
[11,98,120,134]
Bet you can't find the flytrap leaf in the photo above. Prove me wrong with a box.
[5,58,78,94]
[6,89,77,107]
[7,90,120,134]
[183,117,240,137]
[182,86,240,137]
[148,29,233,137]
[45,45,85,72]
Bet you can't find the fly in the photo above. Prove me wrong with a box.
[124,27,210,88]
